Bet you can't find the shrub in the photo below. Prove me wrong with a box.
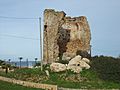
[34,62,41,67]
[91,55,120,82]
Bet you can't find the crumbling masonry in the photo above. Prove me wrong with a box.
[43,9,91,64]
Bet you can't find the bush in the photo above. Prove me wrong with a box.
[91,55,120,82]
[0,60,5,65]
[34,62,41,67]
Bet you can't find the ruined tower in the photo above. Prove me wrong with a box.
[43,9,91,64]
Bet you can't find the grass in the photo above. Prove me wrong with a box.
[0,80,44,90]
[42,69,120,89]
[0,55,120,89]
[1,68,120,89]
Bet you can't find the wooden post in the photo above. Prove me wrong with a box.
[90,45,92,58]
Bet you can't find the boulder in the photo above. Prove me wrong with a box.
[78,60,90,69]
[67,55,82,65]
[67,64,83,73]
[67,55,90,73]
[50,63,66,72]
[82,58,90,63]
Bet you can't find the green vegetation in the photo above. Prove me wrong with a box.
[42,70,120,89]
[0,80,44,90]
[0,56,120,89]
[34,62,41,67]
[0,60,17,70]
[57,60,69,64]
[91,55,120,83]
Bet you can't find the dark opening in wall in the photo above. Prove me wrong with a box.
[57,28,70,60]
[44,25,47,30]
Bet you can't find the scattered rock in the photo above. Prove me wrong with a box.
[50,63,66,72]
[45,70,50,77]
[65,74,87,82]
[67,55,90,73]
[82,58,90,63]
[50,55,90,73]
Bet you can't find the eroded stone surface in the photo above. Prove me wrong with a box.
[43,9,91,64]
[67,55,90,73]
[50,63,66,72]
[50,55,90,73]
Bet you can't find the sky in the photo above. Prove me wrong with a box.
[0,0,120,61]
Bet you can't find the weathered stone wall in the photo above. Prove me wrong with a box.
[0,76,57,90]
[43,9,91,64]
[43,9,65,64]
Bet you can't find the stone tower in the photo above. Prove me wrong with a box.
[43,9,91,64]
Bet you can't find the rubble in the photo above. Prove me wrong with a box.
[50,63,66,72]
[67,55,90,73]
[50,55,90,73]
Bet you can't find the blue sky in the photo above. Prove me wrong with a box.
[0,0,120,61]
